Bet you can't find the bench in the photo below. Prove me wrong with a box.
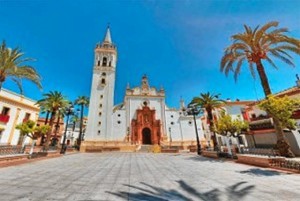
[102,147,120,152]
[236,154,285,167]
[85,146,103,152]
[202,150,219,159]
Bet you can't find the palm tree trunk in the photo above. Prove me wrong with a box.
[45,111,50,125]
[78,104,84,150]
[256,60,272,96]
[45,111,56,151]
[0,81,2,92]
[256,60,294,157]
[207,109,218,150]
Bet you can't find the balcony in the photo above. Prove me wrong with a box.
[249,118,274,130]
[0,114,10,123]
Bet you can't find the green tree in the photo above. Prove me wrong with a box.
[190,92,225,150]
[214,112,249,153]
[220,21,300,157]
[16,120,50,154]
[75,96,89,150]
[36,91,69,150]
[0,41,42,92]
[259,95,300,156]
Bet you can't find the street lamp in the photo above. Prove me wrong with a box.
[185,104,202,155]
[168,127,172,147]
[60,104,74,154]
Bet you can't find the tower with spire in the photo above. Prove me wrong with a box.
[85,26,117,140]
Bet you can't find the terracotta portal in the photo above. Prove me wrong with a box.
[131,106,161,145]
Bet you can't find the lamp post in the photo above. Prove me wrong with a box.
[168,127,172,148]
[186,104,202,155]
[60,104,74,154]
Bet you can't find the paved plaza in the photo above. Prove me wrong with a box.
[0,153,299,201]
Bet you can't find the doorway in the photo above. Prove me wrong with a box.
[142,128,151,144]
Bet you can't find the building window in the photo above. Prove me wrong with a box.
[188,121,192,125]
[101,78,106,85]
[171,115,174,118]
[109,61,112,67]
[97,60,100,66]
[251,114,256,119]
[102,57,107,66]
[99,112,102,116]
[118,114,121,117]
[102,72,106,76]
[99,104,102,108]
[1,107,10,115]
[238,136,244,144]
[23,113,31,122]
[117,121,121,124]
[170,122,174,125]
[98,121,101,125]
[98,130,101,135]
[100,95,103,99]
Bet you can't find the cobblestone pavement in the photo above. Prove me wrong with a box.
[0,153,299,201]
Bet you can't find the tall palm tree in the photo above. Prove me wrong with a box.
[190,92,225,150]
[0,40,42,92]
[37,91,69,150]
[221,21,300,157]
[75,96,89,150]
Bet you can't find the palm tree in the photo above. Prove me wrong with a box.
[0,40,42,92]
[75,96,89,150]
[190,92,225,150]
[221,21,300,157]
[36,91,69,150]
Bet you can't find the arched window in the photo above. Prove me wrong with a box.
[101,78,105,84]
[102,57,107,66]
[102,72,106,76]
[109,61,112,67]
[97,60,100,66]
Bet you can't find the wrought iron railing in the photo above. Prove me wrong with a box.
[270,159,300,172]
[240,147,279,157]
[0,145,24,155]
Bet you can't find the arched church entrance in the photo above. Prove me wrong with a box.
[142,128,151,144]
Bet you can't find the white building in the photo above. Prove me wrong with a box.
[83,27,205,149]
[0,88,39,145]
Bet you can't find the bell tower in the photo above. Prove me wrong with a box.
[86,26,117,140]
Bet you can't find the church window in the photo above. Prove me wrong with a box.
[118,114,121,117]
[171,115,174,118]
[100,95,103,98]
[99,104,102,108]
[102,57,107,66]
[101,78,106,84]
[99,112,102,116]
[102,72,106,76]
[188,121,192,125]
[97,60,100,66]
[98,121,101,125]
[170,122,174,125]
[98,130,101,134]
[109,61,112,67]
[117,121,121,124]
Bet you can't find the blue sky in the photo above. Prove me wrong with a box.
[1,0,300,110]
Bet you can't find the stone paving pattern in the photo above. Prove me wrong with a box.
[0,153,299,201]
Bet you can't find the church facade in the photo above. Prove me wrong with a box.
[83,27,205,150]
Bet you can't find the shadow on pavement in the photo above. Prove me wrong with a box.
[237,168,283,176]
[106,180,255,201]
[185,156,226,163]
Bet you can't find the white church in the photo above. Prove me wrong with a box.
[82,27,205,151]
